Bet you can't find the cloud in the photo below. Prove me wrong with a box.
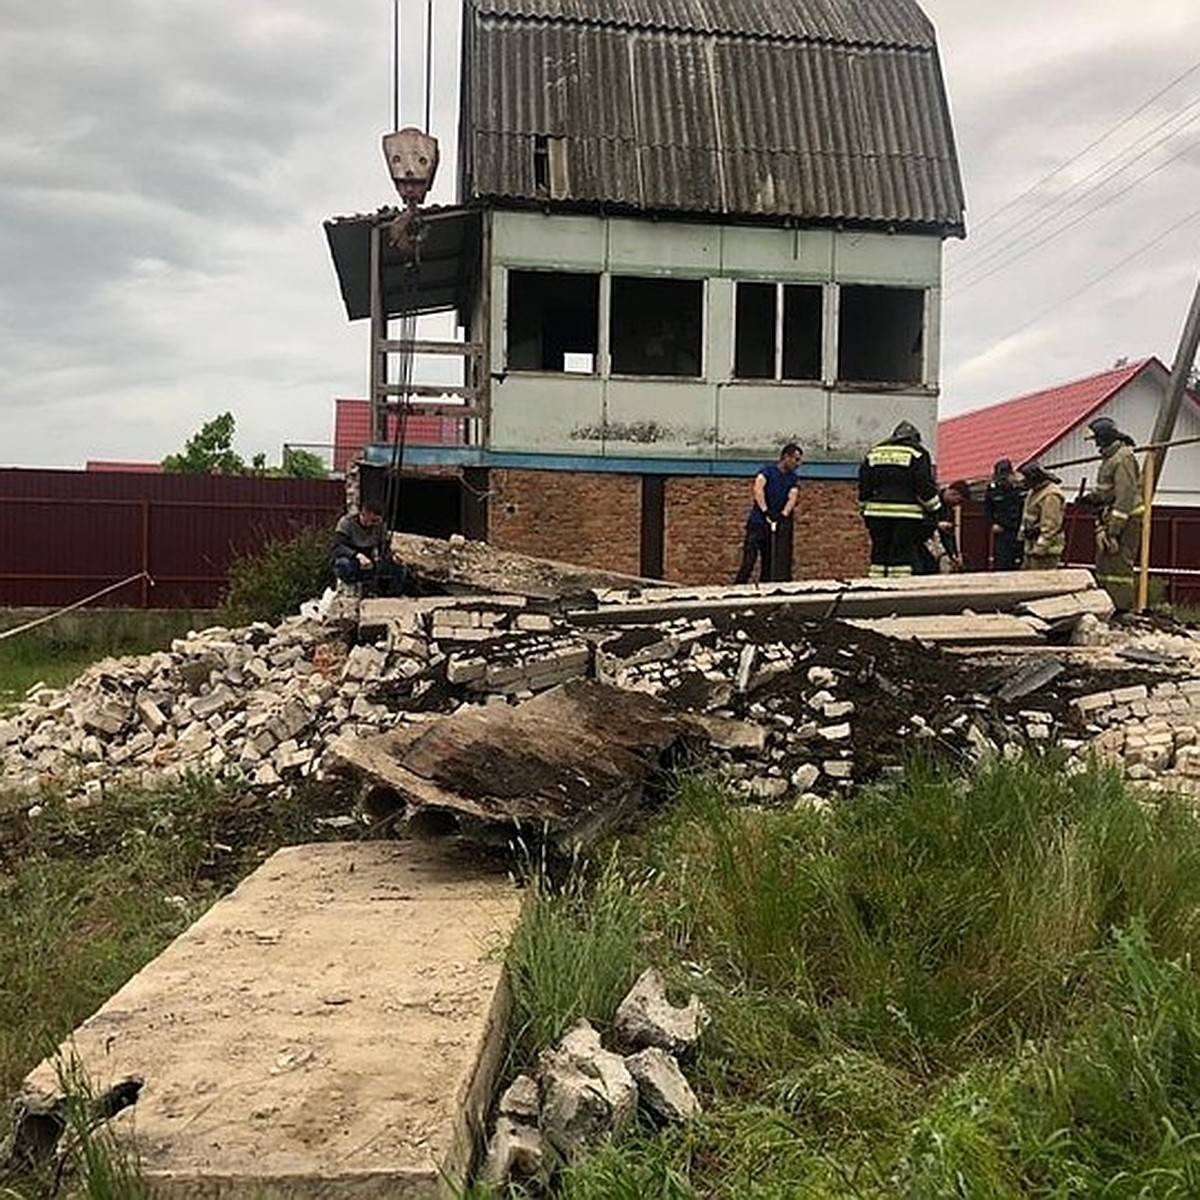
[1,0,1195,466]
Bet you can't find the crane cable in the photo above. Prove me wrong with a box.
[382,0,436,543]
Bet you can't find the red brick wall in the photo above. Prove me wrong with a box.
[487,469,643,575]
[486,468,868,584]
[664,477,868,584]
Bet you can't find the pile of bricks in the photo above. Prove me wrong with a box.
[4,582,1200,812]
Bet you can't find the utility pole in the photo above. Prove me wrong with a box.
[1147,273,1200,493]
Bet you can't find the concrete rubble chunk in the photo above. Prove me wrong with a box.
[498,1074,541,1122]
[480,1115,547,1188]
[625,1047,701,1124]
[614,968,707,1055]
[539,1020,637,1162]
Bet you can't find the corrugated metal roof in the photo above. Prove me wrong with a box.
[472,0,935,48]
[463,0,964,230]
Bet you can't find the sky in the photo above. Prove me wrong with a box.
[1,0,1198,469]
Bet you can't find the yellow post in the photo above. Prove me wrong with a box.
[1136,451,1155,613]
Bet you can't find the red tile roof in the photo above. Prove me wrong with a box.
[935,358,1161,484]
[86,460,164,473]
[333,398,467,472]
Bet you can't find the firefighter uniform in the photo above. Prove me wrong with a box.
[1084,418,1143,611]
[1018,463,1065,571]
[858,422,941,577]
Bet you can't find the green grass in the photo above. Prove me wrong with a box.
[0,774,350,1197]
[499,753,1200,1197]
[0,635,163,713]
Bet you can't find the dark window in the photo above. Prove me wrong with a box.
[782,285,823,380]
[507,271,599,372]
[734,282,775,379]
[837,285,924,385]
[734,282,822,381]
[610,277,703,377]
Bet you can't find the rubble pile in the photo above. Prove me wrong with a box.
[481,968,705,1189]
[2,565,1200,814]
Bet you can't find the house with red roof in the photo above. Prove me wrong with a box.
[936,357,1200,507]
[333,398,467,474]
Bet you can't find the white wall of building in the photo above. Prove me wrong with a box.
[1043,367,1200,508]
[485,210,944,461]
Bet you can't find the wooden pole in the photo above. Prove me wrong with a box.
[1137,452,1155,613]
[1147,273,1200,495]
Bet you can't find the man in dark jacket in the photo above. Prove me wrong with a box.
[984,459,1025,570]
[332,501,414,596]
[915,479,969,574]
[858,422,942,577]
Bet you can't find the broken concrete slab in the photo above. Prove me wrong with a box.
[845,614,1049,645]
[17,842,522,1199]
[326,680,703,851]
[1018,589,1116,624]
[390,532,655,602]
[578,570,1102,626]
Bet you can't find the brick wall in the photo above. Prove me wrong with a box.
[664,477,868,584]
[486,468,868,584]
[487,469,643,575]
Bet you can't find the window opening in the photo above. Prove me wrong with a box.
[533,134,549,195]
[734,282,775,379]
[837,286,924,385]
[506,270,599,373]
[733,282,822,381]
[610,277,703,377]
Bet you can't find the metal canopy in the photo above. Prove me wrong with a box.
[324,206,482,321]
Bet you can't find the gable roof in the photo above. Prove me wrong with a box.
[935,358,1162,484]
[461,0,965,233]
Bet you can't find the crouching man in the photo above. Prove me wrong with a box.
[332,501,415,596]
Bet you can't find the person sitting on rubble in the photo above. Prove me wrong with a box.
[332,501,415,596]
[984,459,1025,570]
[915,479,970,574]
[1017,461,1066,571]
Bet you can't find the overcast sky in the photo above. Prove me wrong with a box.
[2,0,1198,468]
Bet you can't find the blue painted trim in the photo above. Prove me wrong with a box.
[363,444,859,480]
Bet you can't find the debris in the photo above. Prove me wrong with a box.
[996,657,1066,703]
[613,968,707,1055]
[624,1047,700,1123]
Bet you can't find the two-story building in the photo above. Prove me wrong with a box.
[326,0,965,582]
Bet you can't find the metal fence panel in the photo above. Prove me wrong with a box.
[0,470,345,610]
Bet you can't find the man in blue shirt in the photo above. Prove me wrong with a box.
[734,443,803,583]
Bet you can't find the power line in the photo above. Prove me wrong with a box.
[950,92,1200,283]
[949,130,1200,297]
[967,202,1200,350]
[966,55,1200,237]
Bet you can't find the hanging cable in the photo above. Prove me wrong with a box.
[950,93,1200,283]
[949,131,1200,297]
[961,201,1200,352]
[424,0,434,136]
[393,0,403,131]
[967,55,1200,237]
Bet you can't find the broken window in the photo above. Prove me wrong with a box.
[506,270,599,373]
[733,282,823,381]
[837,285,924,385]
[610,277,703,377]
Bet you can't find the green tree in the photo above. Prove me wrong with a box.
[280,447,328,479]
[161,412,246,474]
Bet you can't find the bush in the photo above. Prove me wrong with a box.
[219,525,334,626]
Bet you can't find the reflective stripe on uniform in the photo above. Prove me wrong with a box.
[866,446,920,468]
[1096,574,1134,585]
[861,502,924,519]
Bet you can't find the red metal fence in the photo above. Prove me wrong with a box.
[0,470,345,610]
[959,502,1200,607]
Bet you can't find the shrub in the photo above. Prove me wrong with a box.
[219,525,334,626]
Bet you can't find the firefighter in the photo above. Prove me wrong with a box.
[1080,416,1143,612]
[1017,461,1065,570]
[858,421,941,577]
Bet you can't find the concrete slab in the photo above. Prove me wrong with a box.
[21,842,523,1198]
